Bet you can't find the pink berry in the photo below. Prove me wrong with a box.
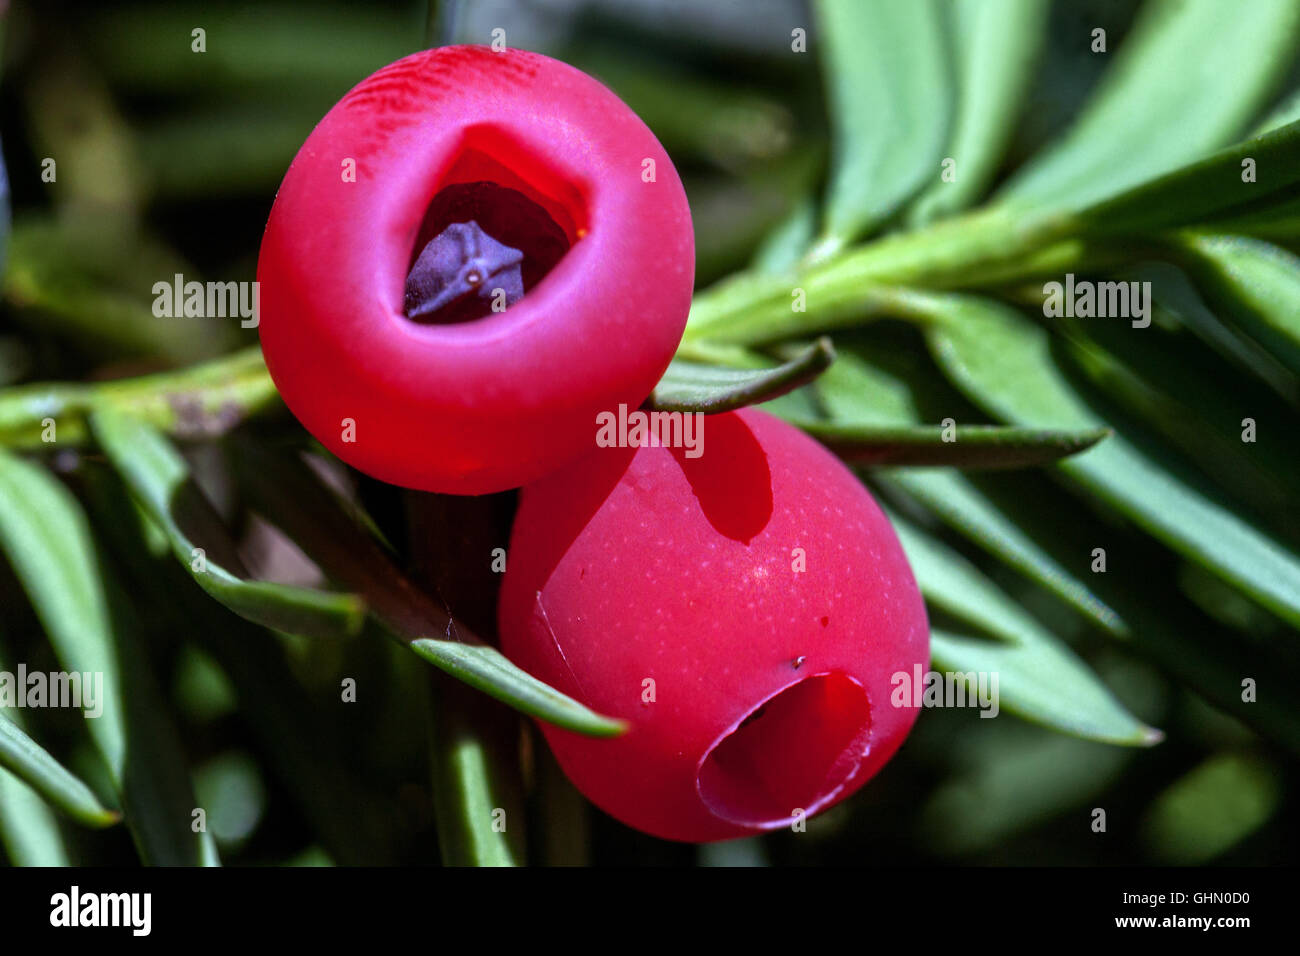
[257,46,694,494]
[499,408,930,842]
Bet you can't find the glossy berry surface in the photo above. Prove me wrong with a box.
[257,46,694,494]
[499,408,930,842]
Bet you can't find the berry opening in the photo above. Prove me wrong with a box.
[696,673,873,828]
[404,134,588,325]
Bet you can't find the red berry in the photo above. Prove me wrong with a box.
[499,409,930,842]
[257,46,694,494]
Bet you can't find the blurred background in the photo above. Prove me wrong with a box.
[0,0,1296,866]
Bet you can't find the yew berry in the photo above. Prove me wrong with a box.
[499,408,930,842]
[257,46,694,494]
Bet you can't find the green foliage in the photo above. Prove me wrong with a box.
[651,338,835,413]
[0,450,215,864]
[995,0,1299,212]
[0,0,1296,866]
[430,681,526,867]
[888,513,1156,745]
[0,713,119,828]
[231,439,625,738]
[92,407,367,639]
[814,0,950,251]
[908,0,1049,224]
[923,296,1300,629]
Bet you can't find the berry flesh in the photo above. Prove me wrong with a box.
[499,408,929,842]
[257,46,694,494]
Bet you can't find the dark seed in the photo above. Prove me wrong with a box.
[404,220,524,322]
